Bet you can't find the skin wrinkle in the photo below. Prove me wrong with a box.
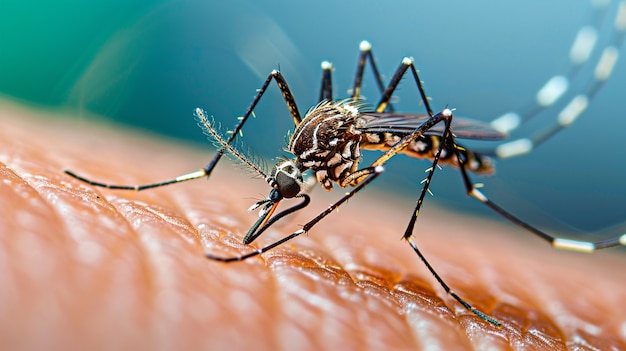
[13,173,142,349]
[1,101,625,350]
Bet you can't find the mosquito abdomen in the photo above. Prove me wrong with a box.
[361,132,495,175]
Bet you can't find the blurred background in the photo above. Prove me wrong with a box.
[1,0,624,238]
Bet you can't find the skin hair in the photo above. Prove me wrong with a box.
[1,100,625,350]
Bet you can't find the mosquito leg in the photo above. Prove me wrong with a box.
[405,237,502,326]
[469,184,626,252]
[357,59,502,324]
[401,118,453,240]
[351,40,369,101]
[63,168,209,191]
[320,40,393,109]
[482,1,626,158]
[319,61,334,102]
[391,110,502,325]
[374,57,434,116]
[454,139,626,252]
[486,43,622,159]
[350,41,394,110]
[197,69,302,178]
[65,69,304,191]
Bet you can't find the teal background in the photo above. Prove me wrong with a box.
[1,0,625,237]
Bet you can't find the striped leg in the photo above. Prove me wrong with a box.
[319,40,396,111]
[453,140,626,252]
[65,70,304,191]
[483,0,626,158]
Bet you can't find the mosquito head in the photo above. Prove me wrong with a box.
[268,159,303,199]
[244,163,310,245]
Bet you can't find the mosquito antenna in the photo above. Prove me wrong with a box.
[195,108,268,179]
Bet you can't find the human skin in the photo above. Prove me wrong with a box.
[0,100,625,350]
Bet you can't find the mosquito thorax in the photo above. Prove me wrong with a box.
[289,100,364,191]
[268,160,303,199]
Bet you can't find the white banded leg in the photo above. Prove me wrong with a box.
[485,1,626,158]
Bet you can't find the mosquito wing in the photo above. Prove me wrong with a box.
[359,112,507,140]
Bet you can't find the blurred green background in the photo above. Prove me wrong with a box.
[1,0,624,237]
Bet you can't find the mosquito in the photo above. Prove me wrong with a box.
[64,2,626,326]
[191,45,625,326]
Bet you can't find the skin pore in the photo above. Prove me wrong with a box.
[1,101,625,350]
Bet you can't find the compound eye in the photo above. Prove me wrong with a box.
[275,171,301,198]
